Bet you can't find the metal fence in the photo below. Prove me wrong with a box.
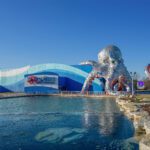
[59,91,106,96]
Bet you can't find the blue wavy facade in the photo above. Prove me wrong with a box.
[0,63,104,93]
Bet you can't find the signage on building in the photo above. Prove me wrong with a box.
[25,74,58,89]
[137,81,145,89]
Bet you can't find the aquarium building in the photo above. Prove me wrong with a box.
[0,64,104,94]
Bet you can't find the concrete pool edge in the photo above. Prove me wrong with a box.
[0,92,117,100]
[115,96,150,150]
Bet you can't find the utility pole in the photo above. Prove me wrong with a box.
[130,72,136,96]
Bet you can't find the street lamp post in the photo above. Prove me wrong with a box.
[130,72,136,96]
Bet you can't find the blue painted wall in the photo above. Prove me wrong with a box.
[24,86,59,94]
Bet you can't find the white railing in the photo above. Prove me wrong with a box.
[59,91,106,96]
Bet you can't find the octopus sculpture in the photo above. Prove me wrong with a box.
[80,45,131,94]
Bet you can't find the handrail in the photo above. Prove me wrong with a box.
[60,91,132,97]
[59,91,106,95]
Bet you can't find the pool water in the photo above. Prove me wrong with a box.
[0,96,138,150]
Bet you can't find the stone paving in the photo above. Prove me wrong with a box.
[116,96,150,150]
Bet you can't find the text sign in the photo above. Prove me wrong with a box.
[25,74,58,89]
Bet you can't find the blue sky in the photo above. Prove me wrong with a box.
[0,0,150,78]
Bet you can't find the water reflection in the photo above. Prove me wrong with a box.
[35,128,86,144]
[82,99,120,135]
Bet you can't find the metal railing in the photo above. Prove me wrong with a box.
[59,91,106,96]
[0,91,132,98]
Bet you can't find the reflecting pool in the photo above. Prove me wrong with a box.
[0,96,138,150]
